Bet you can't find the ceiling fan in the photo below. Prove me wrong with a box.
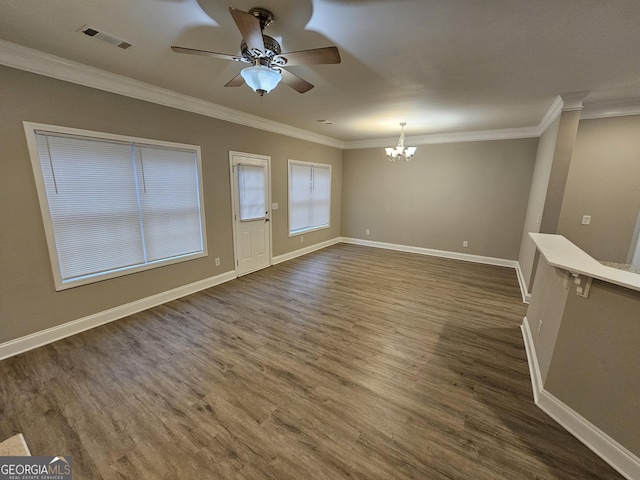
[171,7,341,96]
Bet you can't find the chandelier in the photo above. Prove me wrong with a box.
[385,123,416,161]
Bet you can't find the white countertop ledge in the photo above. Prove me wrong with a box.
[530,233,640,293]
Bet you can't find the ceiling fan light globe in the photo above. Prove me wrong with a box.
[240,65,282,95]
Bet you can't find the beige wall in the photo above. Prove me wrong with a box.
[525,256,570,383]
[527,249,640,458]
[558,115,640,262]
[545,280,640,456]
[0,65,342,344]
[342,139,538,260]
[518,117,561,292]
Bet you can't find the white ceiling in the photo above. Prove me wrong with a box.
[1,0,640,143]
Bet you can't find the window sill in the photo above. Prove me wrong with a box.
[289,225,330,238]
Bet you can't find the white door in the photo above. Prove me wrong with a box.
[230,152,272,276]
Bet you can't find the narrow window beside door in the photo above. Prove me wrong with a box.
[24,122,207,290]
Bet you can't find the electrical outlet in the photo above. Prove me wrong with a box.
[214,257,220,266]
[300,235,304,243]
[365,229,370,236]
[463,240,468,248]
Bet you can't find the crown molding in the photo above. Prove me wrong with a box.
[344,92,568,150]
[581,100,640,120]
[344,125,542,149]
[537,95,563,133]
[7,40,635,150]
[559,91,590,111]
[0,40,345,149]
[540,93,640,123]
[0,39,573,150]
[345,96,566,150]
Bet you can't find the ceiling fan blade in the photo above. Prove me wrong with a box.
[279,46,341,66]
[229,7,265,53]
[171,46,239,62]
[224,73,245,87]
[280,69,314,94]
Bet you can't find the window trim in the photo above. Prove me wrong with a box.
[23,121,208,290]
[287,159,331,237]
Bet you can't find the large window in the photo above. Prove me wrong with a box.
[288,160,331,235]
[24,122,207,290]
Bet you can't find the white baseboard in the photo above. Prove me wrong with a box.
[340,237,519,268]
[272,237,342,265]
[2,237,345,361]
[521,317,542,403]
[0,270,236,361]
[341,237,519,267]
[515,264,531,304]
[276,237,529,305]
[1,236,346,360]
[521,317,640,480]
[341,237,532,303]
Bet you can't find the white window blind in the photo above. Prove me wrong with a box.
[27,124,206,290]
[135,145,204,262]
[288,160,331,235]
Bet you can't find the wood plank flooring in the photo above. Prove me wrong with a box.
[0,244,624,479]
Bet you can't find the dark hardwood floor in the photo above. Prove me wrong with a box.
[0,244,624,479]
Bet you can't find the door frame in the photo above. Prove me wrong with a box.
[229,151,273,276]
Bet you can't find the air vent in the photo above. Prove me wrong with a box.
[81,25,132,50]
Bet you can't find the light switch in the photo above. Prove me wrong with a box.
[272,203,279,210]
[581,215,591,225]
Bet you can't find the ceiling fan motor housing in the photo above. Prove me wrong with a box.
[240,35,282,63]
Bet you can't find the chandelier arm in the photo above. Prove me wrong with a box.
[386,122,416,161]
